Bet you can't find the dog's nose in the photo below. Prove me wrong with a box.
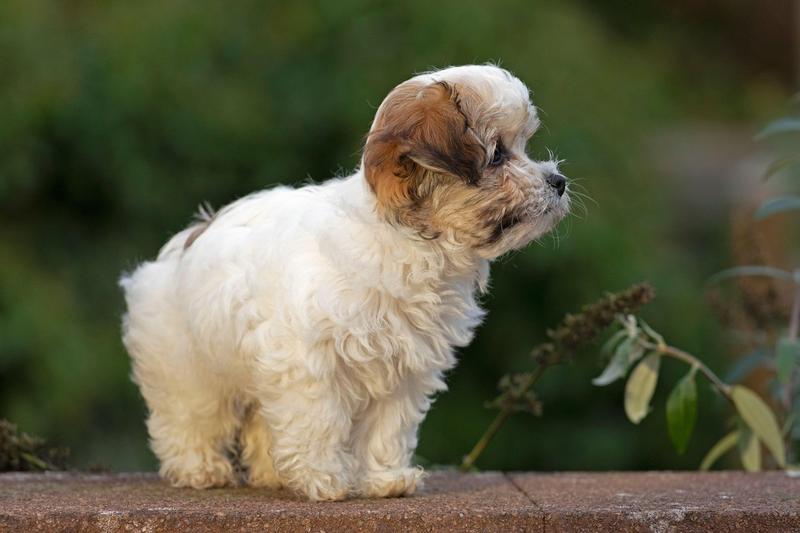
[546,173,567,196]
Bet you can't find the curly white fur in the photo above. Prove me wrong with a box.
[120,65,569,500]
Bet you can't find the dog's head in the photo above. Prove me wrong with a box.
[363,65,569,259]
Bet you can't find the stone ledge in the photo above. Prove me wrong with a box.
[1,471,798,532]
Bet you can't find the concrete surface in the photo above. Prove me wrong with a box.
[0,471,798,532]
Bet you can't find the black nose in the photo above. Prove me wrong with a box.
[546,173,567,196]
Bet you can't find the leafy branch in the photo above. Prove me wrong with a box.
[460,283,655,471]
[595,315,786,470]
[592,105,800,470]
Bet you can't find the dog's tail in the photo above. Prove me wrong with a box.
[193,201,216,224]
[182,202,217,251]
[155,202,218,259]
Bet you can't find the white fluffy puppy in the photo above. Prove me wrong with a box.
[121,65,569,501]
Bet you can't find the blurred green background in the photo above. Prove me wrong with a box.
[0,0,796,471]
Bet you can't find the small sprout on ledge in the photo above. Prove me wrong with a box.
[0,419,69,472]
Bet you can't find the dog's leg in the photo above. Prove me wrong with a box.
[240,403,281,489]
[352,380,428,498]
[123,263,239,489]
[258,368,355,501]
[146,393,239,489]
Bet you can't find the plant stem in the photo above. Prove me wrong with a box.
[779,276,800,460]
[459,284,655,471]
[784,278,800,412]
[459,407,513,472]
[789,282,800,341]
[639,340,732,398]
[460,365,546,471]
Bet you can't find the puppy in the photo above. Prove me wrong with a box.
[120,65,569,501]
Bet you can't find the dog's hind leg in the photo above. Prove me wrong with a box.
[144,387,239,489]
[240,403,281,489]
[122,262,238,489]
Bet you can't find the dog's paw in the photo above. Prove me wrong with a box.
[295,471,350,501]
[359,467,425,498]
[162,451,236,489]
[246,465,282,490]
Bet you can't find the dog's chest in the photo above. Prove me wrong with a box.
[385,277,482,368]
[334,282,482,403]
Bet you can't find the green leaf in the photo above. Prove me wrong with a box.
[622,314,640,339]
[601,329,628,355]
[593,339,631,386]
[666,368,697,454]
[738,427,761,472]
[763,156,800,181]
[783,413,796,437]
[624,353,660,424]
[707,265,793,286]
[700,430,739,471]
[627,344,645,365]
[755,117,800,140]
[776,338,800,384]
[593,338,638,386]
[755,196,800,221]
[731,385,786,467]
[637,318,664,347]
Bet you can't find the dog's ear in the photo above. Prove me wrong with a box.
[363,80,485,215]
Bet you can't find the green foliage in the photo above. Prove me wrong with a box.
[730,386,786,467]
[0,419,68,472]
[489,374,542,416]
[531,284,656,367]
[708,104,800,469]
[700,430,739,471]
[595,315,787,470]
[666,369,697,454]
[624,353,660,424]
[738,426,761,472]
[468,292,787,471]
[591,337,642,386]
[494,283,655,414]
[462,283,655,470]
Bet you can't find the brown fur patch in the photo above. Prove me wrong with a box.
[363,80,485,220]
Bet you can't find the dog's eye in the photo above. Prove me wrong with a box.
[489,143,505,167]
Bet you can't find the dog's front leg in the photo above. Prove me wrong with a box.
[257,364,355,501]
[351,379,428,497]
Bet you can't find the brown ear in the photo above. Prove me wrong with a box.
[363,80,485,215]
